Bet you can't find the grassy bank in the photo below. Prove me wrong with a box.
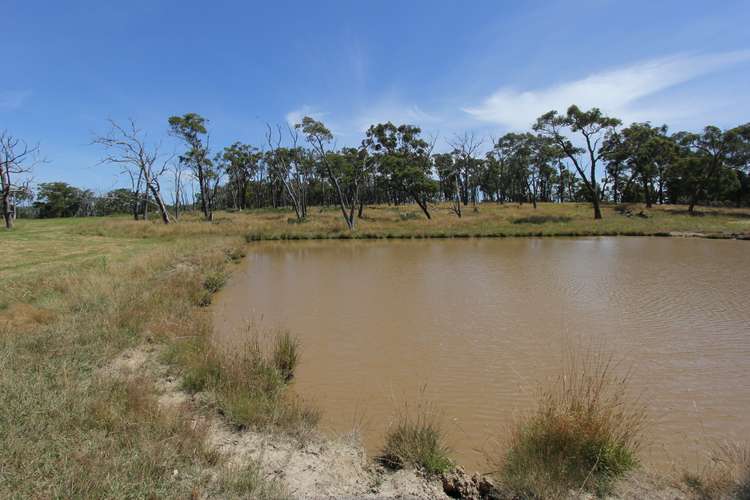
[0,219,292,497]
[59,202,750,243]
[2,205,749,497]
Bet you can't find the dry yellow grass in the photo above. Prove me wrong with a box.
[1,204,748,497]
[65,203,750,242]
[0,218,287,496]
[491,352,647,498]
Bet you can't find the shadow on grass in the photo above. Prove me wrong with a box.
[512,215,573,224]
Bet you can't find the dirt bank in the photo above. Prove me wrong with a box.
[104,344,696,499]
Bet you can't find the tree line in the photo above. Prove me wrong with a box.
[2,105,749,229]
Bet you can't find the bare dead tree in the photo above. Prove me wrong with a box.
[93,119,172,224]
[266,123,309,221]
[0,131,39,229]
[447,132,483,217]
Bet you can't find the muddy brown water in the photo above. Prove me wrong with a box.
[212,237,750,472]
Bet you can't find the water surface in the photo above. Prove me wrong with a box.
[213,238,750,471]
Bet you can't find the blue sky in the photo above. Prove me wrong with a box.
[3,0,749,192]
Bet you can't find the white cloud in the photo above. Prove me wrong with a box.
[0,89,32,110]
[353,102,441,134]
[284,105,328,127]
[463,50,750,129]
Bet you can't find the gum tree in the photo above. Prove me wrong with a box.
[266,125,309,222]
[673,124,750,214]
[534,106,621,219]
[297,116,359,229]
[168,113,215,220]
[364,122,436,219]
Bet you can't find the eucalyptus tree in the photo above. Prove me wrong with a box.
[297,116,360,229]
[493,132,533,204]
[220,142,259,211]
[601,130,630,204]
[265,125,312,221]
[534,106,621,219]
[168,113,215,220]
[94,119,172,224]
[672,124,750,213]
[610,123,671,207]
[364,122,436,219]
[433,153,456,204]
[0,131,38,229]
[527,134,564,208]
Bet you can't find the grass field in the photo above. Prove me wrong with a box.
[1,202,749,497]
[4,202,749,280]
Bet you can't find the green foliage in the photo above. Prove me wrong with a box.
[381,402,452,475]
[272,331,299,382]
[494,354,645,498]
[203,270,227,294]
[33,182,93,218]
[173,332,318,434]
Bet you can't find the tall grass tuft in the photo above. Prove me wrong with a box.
[214,462,288,499]
[173,331,318,436]
[381,400,453,475]
[683,442,750,500]
[493,352,646,497]
[272,330,300,382]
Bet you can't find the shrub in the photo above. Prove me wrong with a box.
[381,402,452,475]
[224,245,246,263]
[493,353,645,497]
[203,270,227,294]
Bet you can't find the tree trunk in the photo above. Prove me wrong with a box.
[643,174,652,208]
[453,177,462,218]
[2,194,13,230]
[592,183,602,219]
[412,193,431,219]
[147,184,171,224]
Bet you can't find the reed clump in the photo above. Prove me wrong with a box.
[683,442,750,500]
[172,330,316,436]
[381,400,453,475]
[493,353,646,497]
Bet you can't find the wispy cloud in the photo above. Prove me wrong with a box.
[0,89,32,110]
[463,50,750,129]
[354,103,440,133]
[284,105,328,127]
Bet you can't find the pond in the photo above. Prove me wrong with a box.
[212,237,750,471]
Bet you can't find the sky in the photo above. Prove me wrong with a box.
[3,0,750,192]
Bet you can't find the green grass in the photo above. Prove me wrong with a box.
[1,204,747,496]
[272,330,300,382]
[168,330,317,435]
[492,353,645,498]
[0,218,290,497]
[381,401,453,475]
[17,202,746,246]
